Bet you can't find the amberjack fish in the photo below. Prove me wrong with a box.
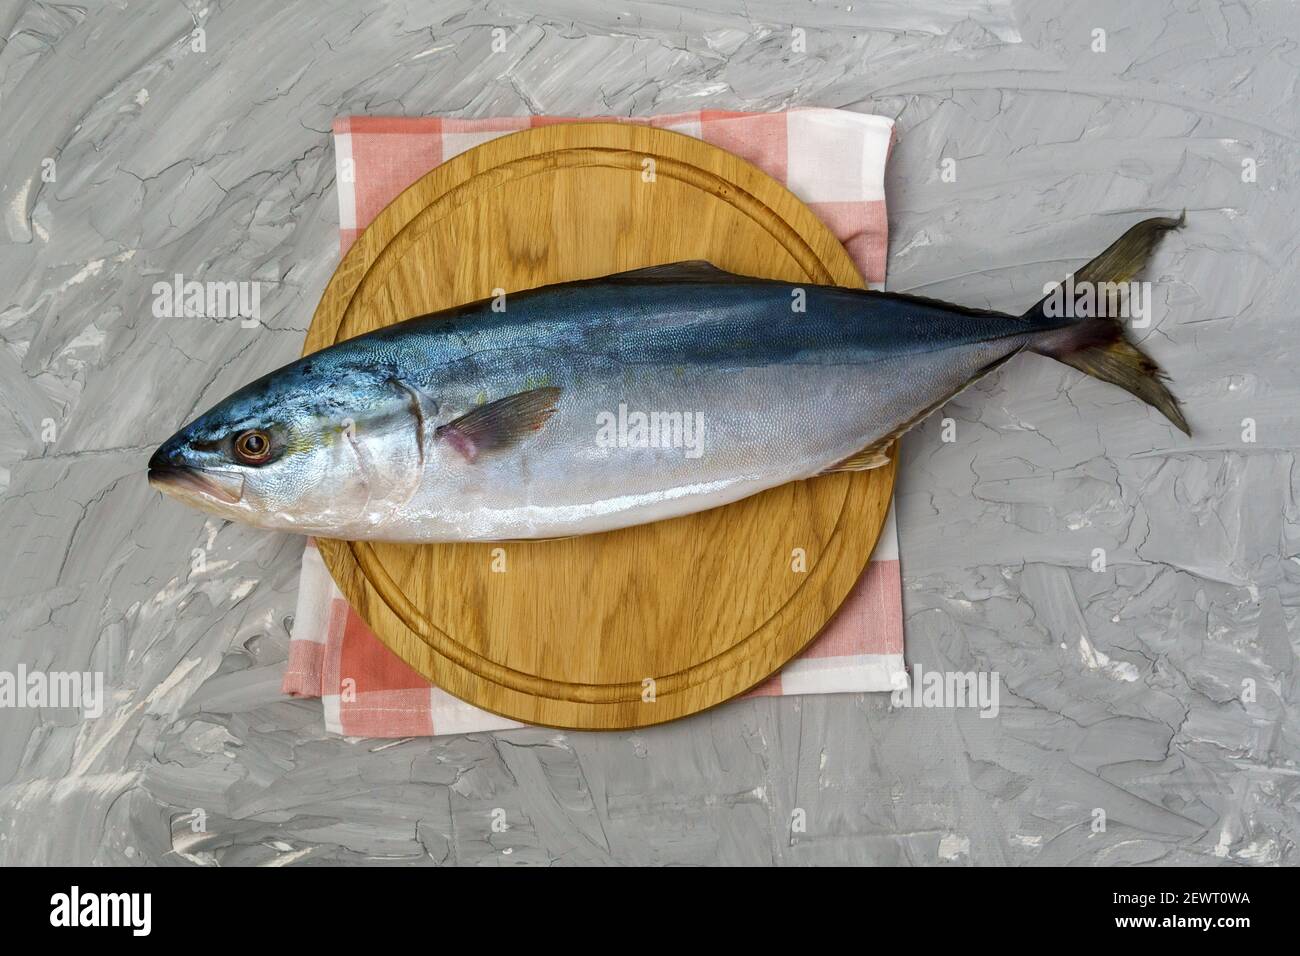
[149,215,1188,541]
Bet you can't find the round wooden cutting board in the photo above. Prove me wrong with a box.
[303,122,896,729]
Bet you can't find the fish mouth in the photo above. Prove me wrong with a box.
[148,462,245,504]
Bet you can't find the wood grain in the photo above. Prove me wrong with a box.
[303,122,897,729]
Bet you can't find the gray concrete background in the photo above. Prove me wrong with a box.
[0,0,1296,865]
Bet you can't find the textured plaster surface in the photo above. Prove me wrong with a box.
[0,0,1296,865]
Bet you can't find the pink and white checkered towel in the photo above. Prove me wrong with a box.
[283,109,905,737]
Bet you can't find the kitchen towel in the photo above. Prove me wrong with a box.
[283,109,904,737]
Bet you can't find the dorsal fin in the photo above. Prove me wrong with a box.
[603,261,753,284]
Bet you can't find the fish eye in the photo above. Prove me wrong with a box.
[233,429,273,465]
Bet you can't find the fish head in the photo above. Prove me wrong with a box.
[148,356,426,535]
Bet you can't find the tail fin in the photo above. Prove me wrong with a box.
[1026,214,1190,435]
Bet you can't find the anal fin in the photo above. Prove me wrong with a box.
[820,388,972,476]
[822,440,893,474]
[821,347,1031,477]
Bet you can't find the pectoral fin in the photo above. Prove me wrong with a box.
[436,386,561,463]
